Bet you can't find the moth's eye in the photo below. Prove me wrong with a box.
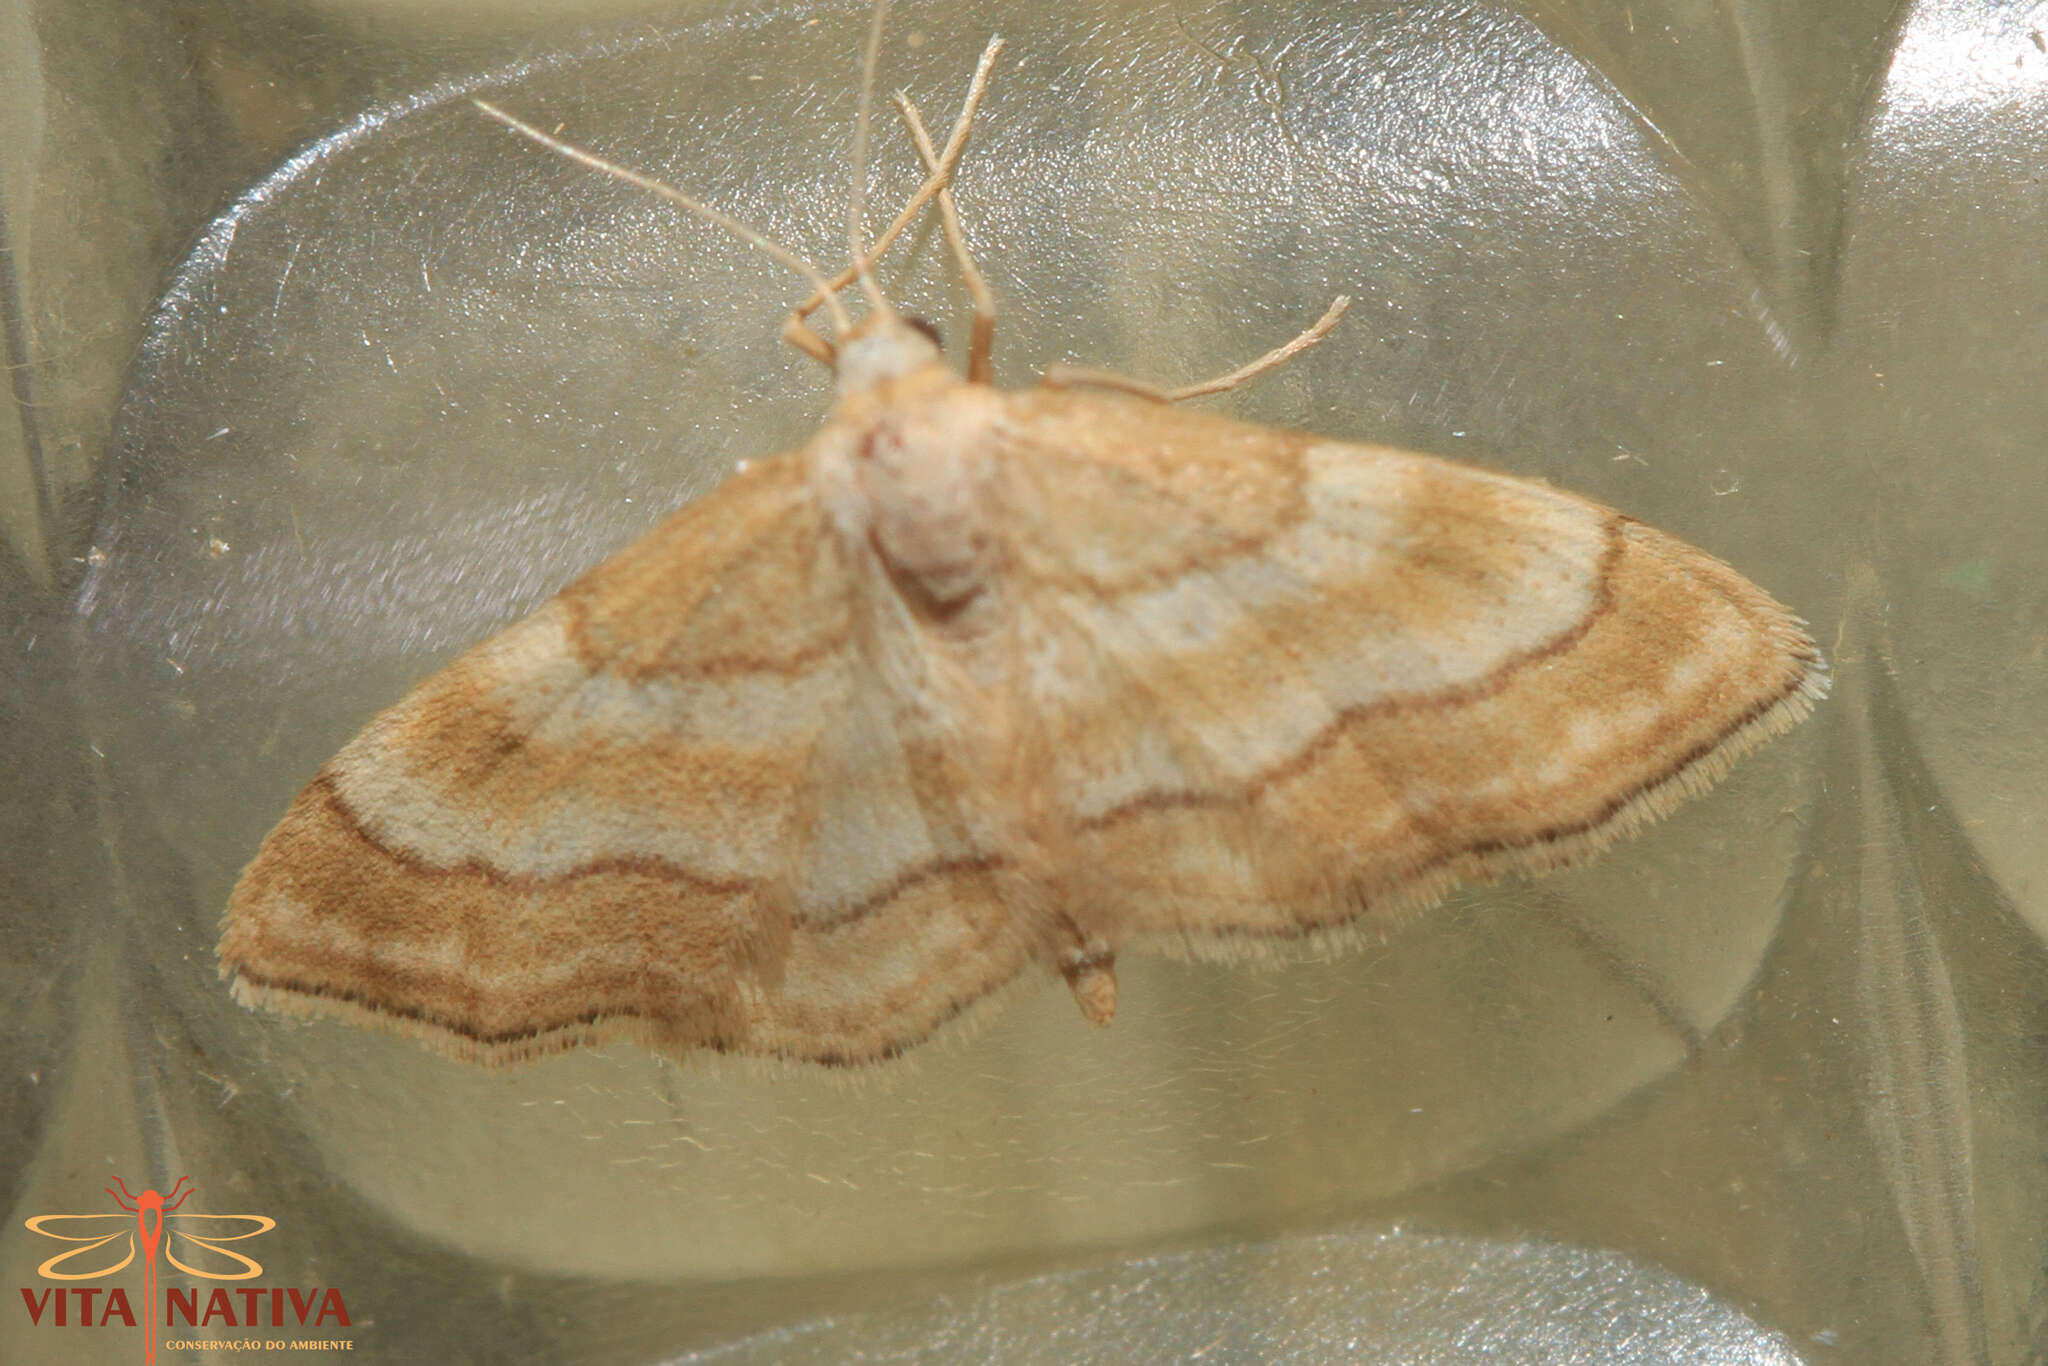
[905,317,943,349]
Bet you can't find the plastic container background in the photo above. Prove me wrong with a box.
[4,0,2044,1362]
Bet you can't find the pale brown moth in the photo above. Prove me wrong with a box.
[218,11,1828,1068]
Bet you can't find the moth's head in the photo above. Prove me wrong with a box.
[834,314,946,397]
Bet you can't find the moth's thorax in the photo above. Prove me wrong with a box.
[808,362,1005,624]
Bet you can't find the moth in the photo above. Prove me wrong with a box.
[218,17,1826,1068]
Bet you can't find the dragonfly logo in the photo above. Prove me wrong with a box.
[20,1177,350,1364]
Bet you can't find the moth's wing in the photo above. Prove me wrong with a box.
[991,388,1827,953]
[220,455,1035,1066]
[763,555,1050,1064]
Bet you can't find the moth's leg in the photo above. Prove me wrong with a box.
[781,37,1006,363]
[1041,295,1351,402]
[896,96,996,384]
[780,317,837,366]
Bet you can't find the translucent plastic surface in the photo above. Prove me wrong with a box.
[4,0,2044,1363]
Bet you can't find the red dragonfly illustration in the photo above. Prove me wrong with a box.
[23,1176,276,1365]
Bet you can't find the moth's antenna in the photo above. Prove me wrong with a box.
[785,35,1003,362]
[896,93,996,381]
[474,100,855,337]
[845,0,895,318]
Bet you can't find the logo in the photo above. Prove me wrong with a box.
[19,1177,351,1363]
